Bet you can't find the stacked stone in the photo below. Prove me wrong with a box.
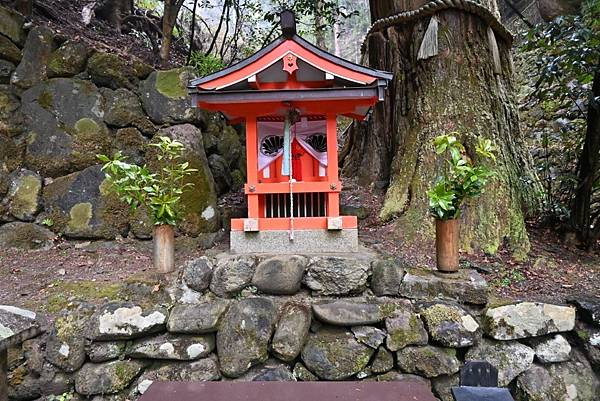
[0,5,247,245]
[6,254,599,401]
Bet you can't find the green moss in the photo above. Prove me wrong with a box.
[38,89,53,109]
[422,304,462,331]
[155,69,187,99]
[74,118,100,135]
[68,202,93,232]
[54,314,81,342]
[45,280,125,313]
[10,174,40,218]
[378,303,398,318]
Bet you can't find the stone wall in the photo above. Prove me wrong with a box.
[5,253,600,401]
[0,6,246,243]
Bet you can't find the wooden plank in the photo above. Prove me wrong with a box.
[245,181,341,195]
[231,216,357,231]
[139,381,438,401]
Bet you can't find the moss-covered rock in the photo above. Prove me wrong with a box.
[421,303,480,348]
[217,298,278,378]
[87,51,147,89]
[102,88,155,135]
[11,26,55,89]
[47,40,91,78]
[152,124,219,235]
[0,59,15,84]
[0,5,25,45]
[140,67,206,125]
[385,306,428,351]
[74,360,145,395]
[0,222,55,250]
[5,169,42,221]
[0,134,22,179]
[216,126,242,168]
[21,78,112,177]
[0,33,22,64]
[396,346,460,378]
[465,338,534,386]
[0,85,24,137]
[301,327,375,380]
[42,165,129,239]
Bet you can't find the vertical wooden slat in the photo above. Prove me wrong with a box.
[326,114,339,217]
[246,115,260,218]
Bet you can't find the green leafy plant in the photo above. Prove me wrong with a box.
[41,217,54,227]
[98,136,197,226]
[427,134,496,220]
[48,392,75,401]
[189,51,225,77]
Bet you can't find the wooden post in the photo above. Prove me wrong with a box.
[0,348,7,401]
[435,219,460,272]
[246,115,260,219]
[326,114,339,216]
[153,225,175,273]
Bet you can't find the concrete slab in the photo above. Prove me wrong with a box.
[230,229,359,254]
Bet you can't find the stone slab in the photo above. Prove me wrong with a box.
[230,229,358,254]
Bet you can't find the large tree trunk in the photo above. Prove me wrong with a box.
[343,0,540,259]
[160,0,184,66]
[570,67,600,248]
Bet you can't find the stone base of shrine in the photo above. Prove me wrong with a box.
[230,228,359,254]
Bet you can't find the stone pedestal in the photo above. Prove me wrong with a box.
[230,229,359,254]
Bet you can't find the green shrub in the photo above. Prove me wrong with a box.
[189,51,225,77]
[98,136,197,226]
[427,134,496,220]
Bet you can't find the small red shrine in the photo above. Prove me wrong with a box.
[188,11,392,253]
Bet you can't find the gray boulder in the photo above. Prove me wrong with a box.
[0,222,55,250]
[217,298,278,377]
[102,87,149,127]
[21,78,112,177]
[304,256,371,295]
[484,302,576,340]
[140,67,205,125]
[0,5,26,45]
[42,165,129,239]
[301,327,374,380]
[127,333,214,360]
[12,26,55,89]
[115,127,148,165]
[136,356,220,395]
[465,338,534,386]
[371,347,394,374]
[75,360,145,395]
[0,34,21,64]
[216,126,243,168]
[0,85,24,137]
[396,346,460,378]
[371,257,406,296]
[252,255,307,295]
[5,169,41,221]
[293,363,318,381]
[87,341,127,362]
[0,60,15,84]
[516,351,599,401]
[235,359,296,381]
[431,374,459,401]
[569,298,600,327]
[208,154,233,196]
[47,40,91,78]
[167,301,230,334]
[210,255,256,297]
[87,51,151,89]
[45,310,91,373]
[351,326,386,349]
[531,334,572,363]
[8,362,70,400]
[182,257,214,292]
[385,306,428,351]
[312,300,393,326]
[155,124,220,235]
[400,268,489,305]
[86,302,168,341]
[421,303,480,348]
[271,302,311,362]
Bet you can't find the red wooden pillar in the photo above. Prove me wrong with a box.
[326,114,339,217]
[246,115,260,219]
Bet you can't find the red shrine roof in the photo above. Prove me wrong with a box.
[188,11,392,121]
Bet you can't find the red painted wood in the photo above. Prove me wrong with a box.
[139,381,438,401]
[231,216,357,231]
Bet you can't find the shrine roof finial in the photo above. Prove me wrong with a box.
[280,10,296,38]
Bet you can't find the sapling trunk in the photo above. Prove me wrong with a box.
[435,219,460,272]
[154,225,175,273]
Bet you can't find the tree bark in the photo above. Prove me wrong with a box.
[570,67,600,247]
[15,0,32,16]
[314,0,327,50]
[343,0,540,259]
[160,0,184,66]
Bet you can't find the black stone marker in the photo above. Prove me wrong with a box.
[452,386,514,401]
[460,360,499,387]
[280,10,296,38]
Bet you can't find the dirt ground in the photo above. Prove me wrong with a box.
[1,201,598,314]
